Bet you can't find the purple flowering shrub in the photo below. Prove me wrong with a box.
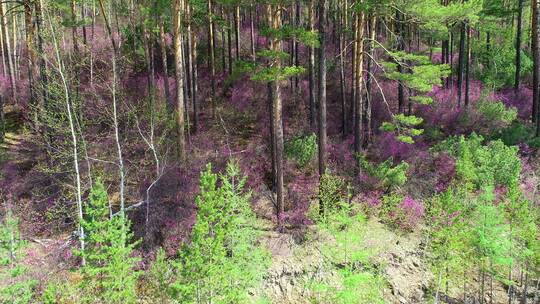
[380,194,425,231]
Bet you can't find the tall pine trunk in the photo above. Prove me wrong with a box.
[354,9,365,155]
[159,21,171,107]
[208,0,216,118]
[173,0,186,162]
[234,5,240,60]
[338,0,346,138]
[533,0,540,130]
[457,21,466,107]
[515,0,524,92]
[396,11,405,113]
[308,0,316,130]
[250,3,256,62]
[267,4,284,229]
[365,15,376,145]
[465,22,471,108]
[0,2,16,101]
[318,0,328,184]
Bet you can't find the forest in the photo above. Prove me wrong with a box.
[0,0,539,303]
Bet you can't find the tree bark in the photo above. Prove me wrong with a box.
[250,3,256,62]
[354,7,365,155]
[235,5,240,60]
[0,2,16,101]
[227,9,233,75]
[267,4,284,229]
[318,0,328,182]
[515,0,524,92]
[365,15,376,145]
[71,0,79,53]
[533,0,540,131]
[308,0,316,130]
[396,10,405,113]
[338,0,346,138]
[173,0,186,162]
[208,0,216,118]
[457,20,466,107]
[24,1,36,124]
[465,22,471,108]
[189,15,199,133]
[159,21,171,107]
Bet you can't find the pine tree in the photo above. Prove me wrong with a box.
[171,161,270,303]
[0,209,37,304]
[78,180,140,303]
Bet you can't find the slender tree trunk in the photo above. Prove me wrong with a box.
[515,0,524,92]
[318,0,328,184]
[396,11,405,113]
[365,15,376,145]
[449,31,454,88]
[159,22,171,107]
[12,10,19,81]
[354,8,365,155]
[522,265,529,304]
[308,0,316,130]
[189,16,198,133]
[173,0,186,162]
[227,9,233,75]
[0,95,3,143]
[81,0,87,45]
[234,5,240,60]
[47,9,85,265]
[294,0,300,88]
[221,8,226,71]
[533,0,540,130]
[0,2,16,101]
[338,0,346,137]
[24,1,36,125]
[250,3,256,62]
[268,83,276,191]
[185,4,194,138]
[457,21,466,107]
[0,18,5,77]
[268,4,284,229]
[71,0,79,53]
[465,23,471,108]
[351,11,357,134]
[208,0,216,118]
[35,0,48,135]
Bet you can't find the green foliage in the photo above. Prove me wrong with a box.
[78,180,141,303]
[251,65,306,82]
[307,183,385,304]
[171,161,270,303]
[0,210,37,304]
[358,155,409,191]
[385,52,450,94]
[41,279,82,304]
[493,122,540,148]
[428,188,475,295]
[139,248,175,303]
[472,187,513,268]
[474,28,533,89]
[476,100,517,125]
[381,114,424,144]
[475,97,518,135]
[313,172,349,223]
[259,25,319,47]
[435,134,521,189]
[285,133,317,168]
